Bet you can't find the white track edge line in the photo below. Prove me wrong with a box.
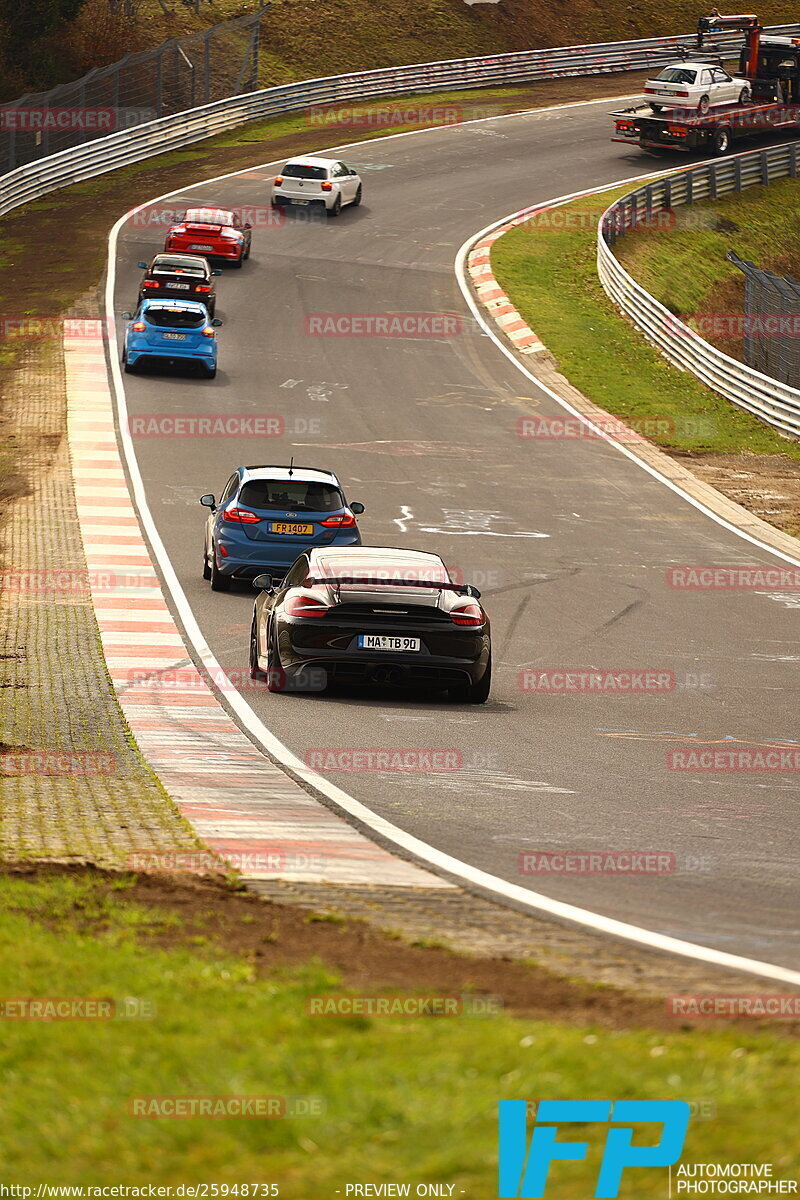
[103,107,800,987]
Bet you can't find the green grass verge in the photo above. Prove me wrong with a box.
[490,184,800,459]
[0,871,798,1189]
[614,176,800,319]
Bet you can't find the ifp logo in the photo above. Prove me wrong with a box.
[498,1100,690,1197]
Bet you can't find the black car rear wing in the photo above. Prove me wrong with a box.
[306,575,480,597]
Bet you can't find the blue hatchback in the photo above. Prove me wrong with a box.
[121,298,222,378]
[200,465,365,591]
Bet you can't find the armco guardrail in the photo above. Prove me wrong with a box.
[597,143,800,440]
[2,23,800,220]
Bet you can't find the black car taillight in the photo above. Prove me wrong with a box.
[450,603,483,627]
[285,593,329,618]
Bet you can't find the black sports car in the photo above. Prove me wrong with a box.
[249,546,491,703]
[137,253,220,315]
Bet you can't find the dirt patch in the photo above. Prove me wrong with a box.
[3,862,798,1033]
[671,451,800,537]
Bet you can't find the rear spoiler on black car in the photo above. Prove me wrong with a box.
[306,576,481,598]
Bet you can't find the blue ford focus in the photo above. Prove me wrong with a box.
[200,465,365,591]
[121,298,222,378]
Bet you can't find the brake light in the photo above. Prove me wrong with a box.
[319,512,357,527]
[274,176,283,186]
[169,226,186,235]
[616,120,634,132]
[202,326,216,338]
[450,603,484,627]
[285,593,329,618]
[222,507,260,523]
[676,91,689,97]
[321,181,333,192]
[644,87,655,93]
[196,285,211,292]
[667,125,688,136]
[131,321,146,332]
[142,280,159,287]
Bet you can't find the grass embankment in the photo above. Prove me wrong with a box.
[0,868,798,1188]
[11,0,797,104]
[491,183,800,461]
[614,177,800,363]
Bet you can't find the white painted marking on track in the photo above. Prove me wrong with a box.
[103,103,800,986]
[393,505,414,533]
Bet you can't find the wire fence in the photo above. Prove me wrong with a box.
[0,5,270,174]
[726,250,800,388]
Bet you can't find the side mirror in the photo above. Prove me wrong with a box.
[137,261,148,270]
[253,573,274,591]
[464,584,481,599]
[212,270,222,276]
[121,311,133,320]
[350,501,365,515]
[211,318,223,327]
[199,494,216,508]
[244,222,252,230]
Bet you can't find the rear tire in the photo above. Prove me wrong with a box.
[711,126,732,156]
[265,624,284,692]
[210,552,231,592]
[450,655,492,705]
[697,94,710,115]
[329,195,342,218]
[202,544,211,580]
[650,103,663,113]
[232,253,244,269]
[352,185,362,207]
[249,619,266,681]
[203,364,217,379]
[123,357,136,375]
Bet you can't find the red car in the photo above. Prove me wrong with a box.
[164,207,252,268]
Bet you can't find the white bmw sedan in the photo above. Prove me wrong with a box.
[270,157,363,216]
[643,62,752,113]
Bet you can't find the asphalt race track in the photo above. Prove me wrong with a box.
[110,95,800,971]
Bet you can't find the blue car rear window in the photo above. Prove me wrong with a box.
[238,480,343,512]
[145,309,206,328]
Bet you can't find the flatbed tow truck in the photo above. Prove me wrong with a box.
[612,11,800,154]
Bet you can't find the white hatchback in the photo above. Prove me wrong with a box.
[271,156,363,215]
[643,61,752,114]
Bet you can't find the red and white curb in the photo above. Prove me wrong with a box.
[64,321,447,889]
[467,219,547,355]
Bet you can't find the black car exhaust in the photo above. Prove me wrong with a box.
[371,665,402,685]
